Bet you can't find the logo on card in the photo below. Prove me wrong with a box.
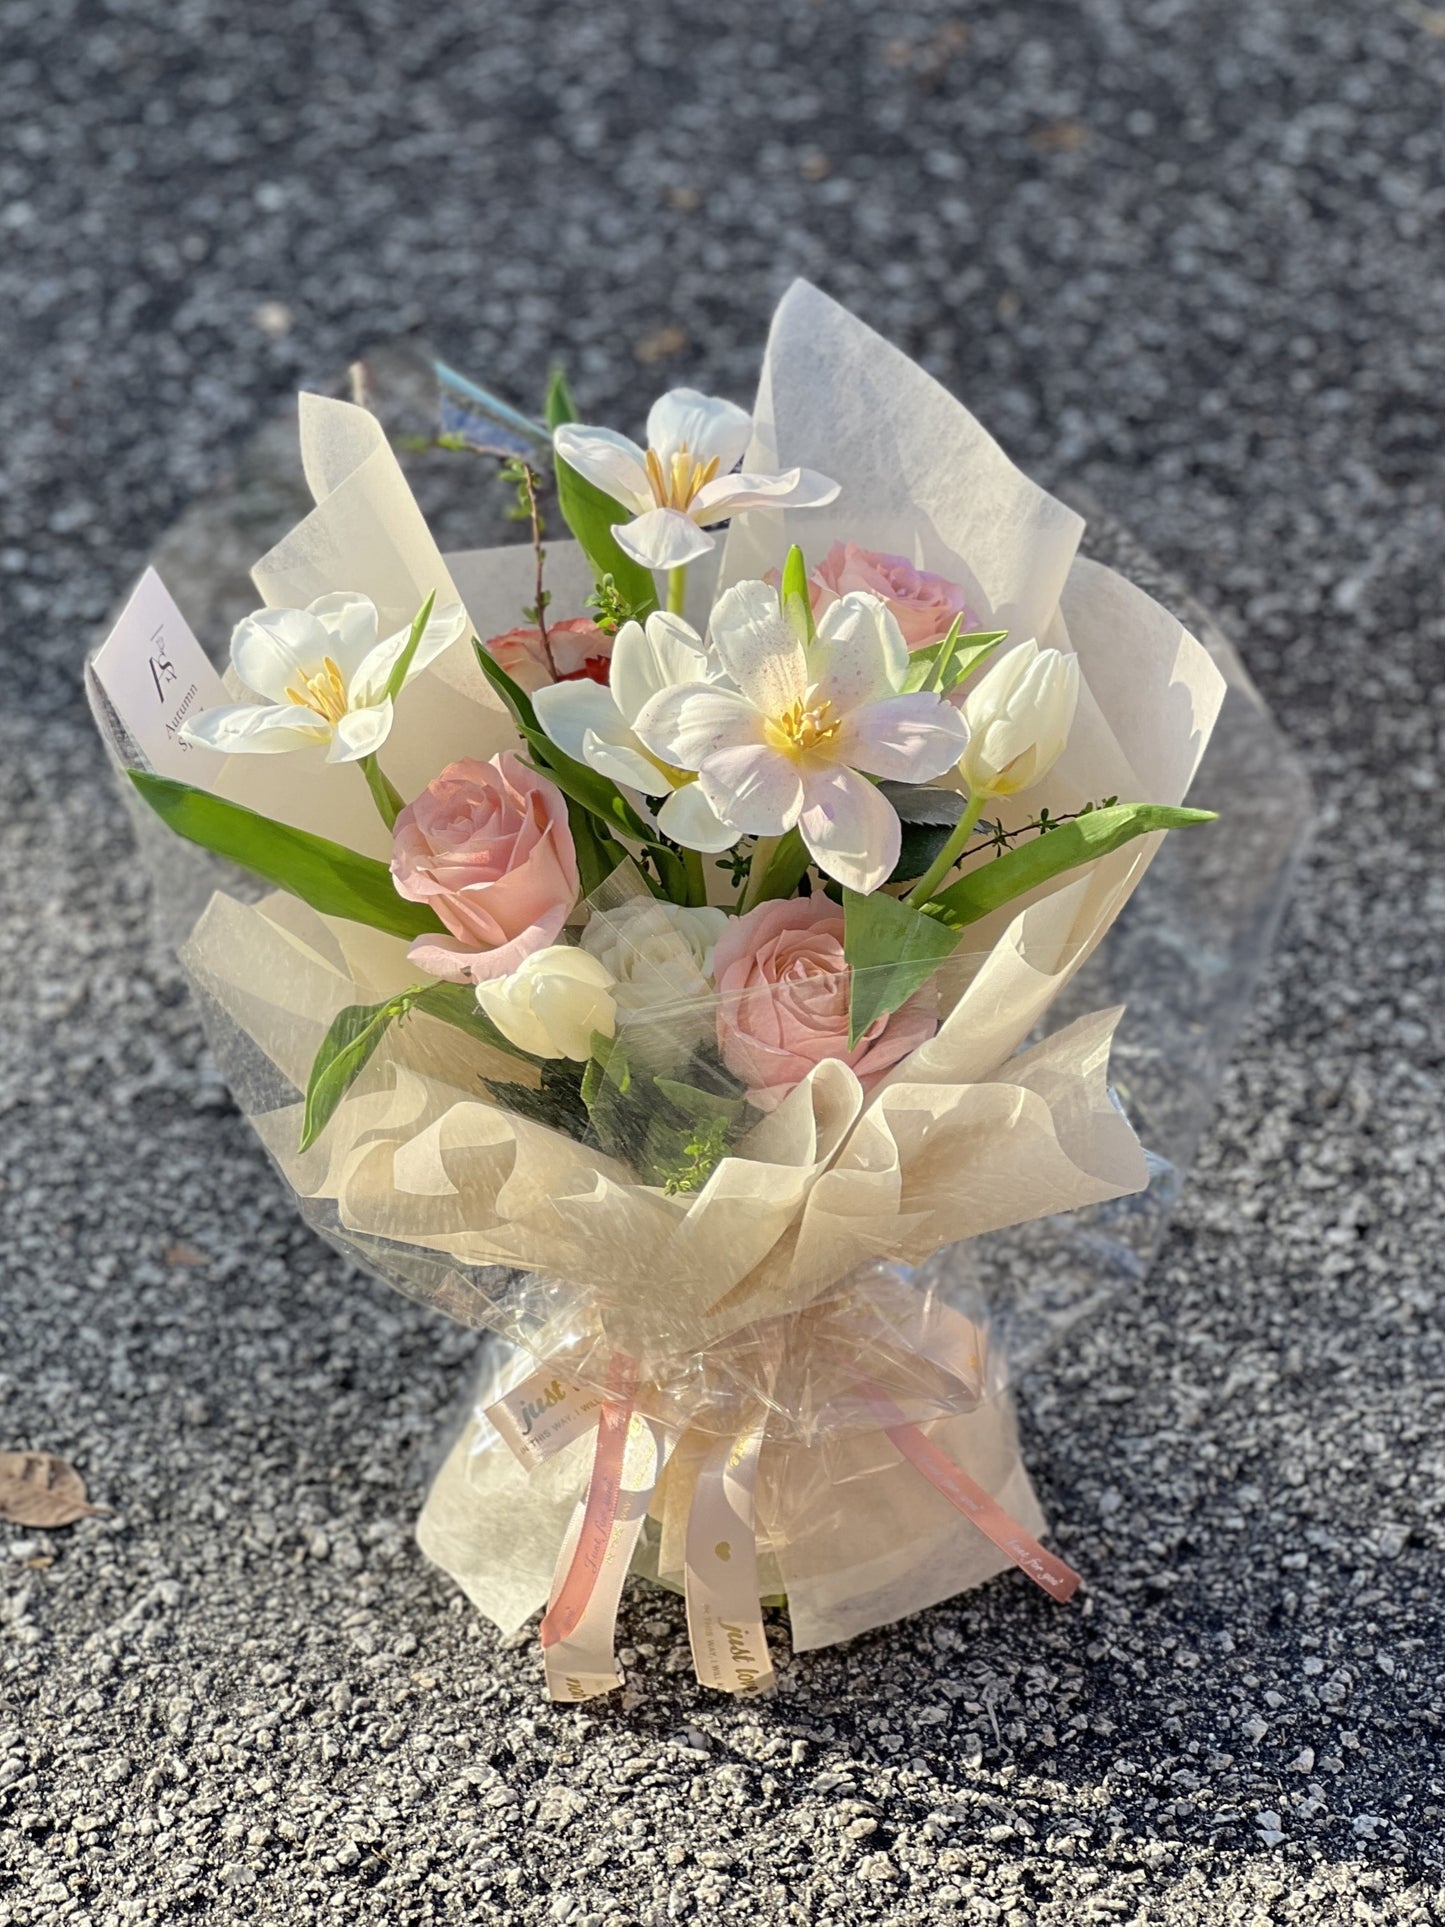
[148,631,179,701]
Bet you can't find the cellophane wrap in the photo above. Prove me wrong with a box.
[92,282,1227,1695]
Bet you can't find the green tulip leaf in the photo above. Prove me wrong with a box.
[127,771,446,942]
[925,802,1218,929]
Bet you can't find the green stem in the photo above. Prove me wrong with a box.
[681,843,708,907]
[738,835,782,914]
[906,789,988,906]
[360,755,405,832]
[666,566,688,616]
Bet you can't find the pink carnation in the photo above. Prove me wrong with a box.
[810,542,976,650]
[390,754,579,984]
[713,897,937,1111]
[481,618,613,694]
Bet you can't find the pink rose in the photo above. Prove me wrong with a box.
[391,754,579,983]
[713,897,938,1111]
[810,542,977,650]
[481,618,613,694]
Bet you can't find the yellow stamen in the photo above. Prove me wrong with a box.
[644,443,721,512]
[284,655,350,725]
[767,696,841,757]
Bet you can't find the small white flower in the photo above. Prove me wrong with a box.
[554,387,839,572]
[533,610,737,853]
[632,581,970,894]
[474,945,618,1062]
[181,592,467,763]
[581,898,728,1051]
[957,640,1080,797]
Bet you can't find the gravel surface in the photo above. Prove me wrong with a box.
[2,1,1443,1921]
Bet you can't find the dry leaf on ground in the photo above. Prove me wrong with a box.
[0,1452,103,1528]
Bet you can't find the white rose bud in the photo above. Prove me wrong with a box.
[581,899,729,1057]
[474,945,617,1061]
[957,640,1080,798]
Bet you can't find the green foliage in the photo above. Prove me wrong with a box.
[300,996,407,1152]
[880,782,968,885]
[380,590,439,703]
[926,803,1218,928]
[841,887,962,1046]
[779,544,816,645]
[902,625,1009,694]
[127,771,446,942]
[485,1059,591,1138]
[544,368,577,431]
[471,638,650,859]
[585,572,641,636]
[299,979,542,1153]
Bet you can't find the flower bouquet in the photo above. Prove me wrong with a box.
[88,282,1224,1700]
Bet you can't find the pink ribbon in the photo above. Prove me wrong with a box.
[879,1407,1079,1602]
[540,1353,638,1652]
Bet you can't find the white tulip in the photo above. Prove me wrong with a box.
[474,945,617,1062]
[554,387,838,573]
[581,899,728,1052]
[956,641,1080,798]
[181,591,467,764]
[632,581,969,895]
[533,609,737,853]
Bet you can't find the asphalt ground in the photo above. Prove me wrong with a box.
[1,2,1443,1922]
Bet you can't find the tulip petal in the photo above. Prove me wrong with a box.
[553,425,653,514]
[812,592,910,705]
[655,779,740,854]
[180,701,328,755]
[692,465,840,519]
[834,693,970,783]
[305,592,381,681]
[707,579,807,717]
[645,388,752,471]
[697,744,805,836]
[610,611,710,726]
[328,698,394,763]
[633,684,764,771]
[581,731,667,795]
[350,598,469,703]
[612,506,715,571]
[534,677,626,761]
[798,765,901,894]
[231,607,335,702]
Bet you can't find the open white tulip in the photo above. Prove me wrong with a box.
[957,640,1080,798]
[553,387,839,573]
[474,945,618,1062]
[532,610,737,853]
[632,582,970,895]
[182,591,467,764]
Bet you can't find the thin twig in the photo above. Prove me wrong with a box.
[959,801,1117,868]
[518,463,557,680]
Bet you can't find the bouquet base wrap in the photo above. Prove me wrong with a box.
[416,1276,1066,1699]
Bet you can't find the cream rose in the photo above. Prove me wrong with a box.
[581,899,729,1052]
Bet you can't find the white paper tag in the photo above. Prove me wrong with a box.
[90,568,229,781]
[485,1366,606,1471]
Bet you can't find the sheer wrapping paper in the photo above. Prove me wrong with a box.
[98,283,1224,1695]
